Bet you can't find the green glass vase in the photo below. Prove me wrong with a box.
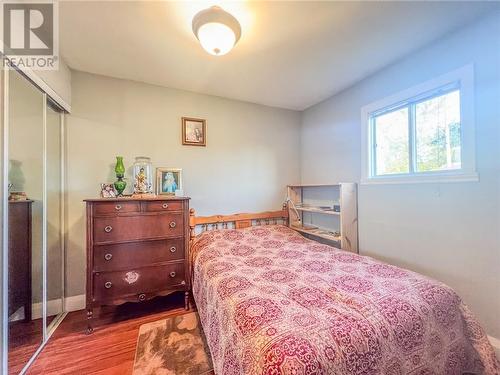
[114,156,126,196]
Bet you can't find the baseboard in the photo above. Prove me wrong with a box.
[10,299,64,322]
[8,307,24,322]
[36,298,67,319]
[488,335,500,360]
[8,294,86,322]
[64,294,86,312]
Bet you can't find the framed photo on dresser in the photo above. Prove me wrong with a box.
[156,168,183,195]
[182,117,206,146]
[100,183,116,198]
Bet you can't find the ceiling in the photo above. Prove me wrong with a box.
[60,1,496,110]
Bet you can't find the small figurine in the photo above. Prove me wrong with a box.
[134,167,151,194]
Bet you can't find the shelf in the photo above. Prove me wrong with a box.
[286,183,358,253]
[291,225,341,243]
[296,207,340,216]
[287,183,340,188]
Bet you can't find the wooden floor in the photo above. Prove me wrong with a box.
[8,319,43,374]
[24,292,190,375]
[8,314,63,373]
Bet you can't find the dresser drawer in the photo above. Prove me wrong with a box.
[93,212,183,243]
[143,200,183,212]
[93,263,186,302]
[93,201,140,215]
[93,238,184,272]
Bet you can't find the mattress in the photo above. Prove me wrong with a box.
[191,224,498,374]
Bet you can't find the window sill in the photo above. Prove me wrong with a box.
[361,171,479,185]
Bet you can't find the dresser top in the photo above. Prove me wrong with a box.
[84,196,190,202]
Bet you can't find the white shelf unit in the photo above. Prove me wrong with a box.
[287,183,358,253]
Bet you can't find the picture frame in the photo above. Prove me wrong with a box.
[100,183,117,198]
[156,168,183,195]
[182,117,206,146]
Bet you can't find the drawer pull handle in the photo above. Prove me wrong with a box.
[169,221,176,228]
[104,281,112,289]
[138,293,146,301]
[104,253,113,261]
[170,246,176,253]
[170,271,176,278]
[104,225,113,233]
[115,204,122,211]
[162,203,169,209]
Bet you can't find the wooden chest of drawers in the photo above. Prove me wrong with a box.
[85,197,190,333]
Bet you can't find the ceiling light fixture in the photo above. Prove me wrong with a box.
[192,6,241,56]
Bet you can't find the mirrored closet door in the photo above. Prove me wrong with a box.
[7,68,44,374]
[4,68,66,375]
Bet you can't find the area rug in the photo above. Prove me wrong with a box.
[133,312,214,375]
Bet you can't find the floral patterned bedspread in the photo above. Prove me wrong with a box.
[191,225,498,375]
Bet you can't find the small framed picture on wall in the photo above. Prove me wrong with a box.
[156,168,183,195]
[182,117,206,146]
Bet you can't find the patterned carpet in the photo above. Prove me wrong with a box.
[133,312,214,375]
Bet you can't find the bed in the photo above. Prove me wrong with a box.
[189,208,498,375]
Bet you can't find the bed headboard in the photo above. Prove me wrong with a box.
[189,204,289,240]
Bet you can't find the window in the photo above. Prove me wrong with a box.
[371,87,460,176]
[361,65,477,184]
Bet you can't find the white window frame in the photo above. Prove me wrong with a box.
[361,64,478,185]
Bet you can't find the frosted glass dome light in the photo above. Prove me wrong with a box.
[196,22,236,56]
[192,6,241,56]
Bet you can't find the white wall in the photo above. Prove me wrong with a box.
[66,71,301,297]
[301,12,500,338]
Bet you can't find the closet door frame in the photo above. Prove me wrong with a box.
[0,64,67,375]
[45,100,67,338]
[1,61,8,375]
